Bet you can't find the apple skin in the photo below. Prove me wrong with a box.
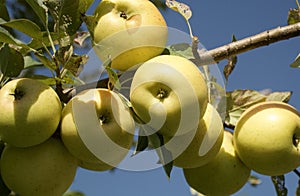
[0,137,78,196]
[130,55,208,137]
[78,159,114,172]
[184,130,251,196]
[0,78,62,147]
[60,88,135,169]
[233,101,300,176]
[164,103,224,168]
[93,0,167,71]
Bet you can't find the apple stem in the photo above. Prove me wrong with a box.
[293,169,300,178]
[156,89,168,99]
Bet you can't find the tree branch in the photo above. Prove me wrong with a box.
[197,22,300,65]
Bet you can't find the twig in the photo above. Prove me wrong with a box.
[197,22,300,65]
[294,169,300,178]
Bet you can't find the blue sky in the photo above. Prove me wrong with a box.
[69,0,300,195]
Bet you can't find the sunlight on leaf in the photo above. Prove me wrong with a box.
[290,53,300,68]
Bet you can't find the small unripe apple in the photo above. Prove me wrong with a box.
[184,130,251,195]
[164,103,224,168]
[0,78,62,147]
[93,0,168,71]
[61,88,135,169]
[78,159,114,172]
[233,101,300,176]
[130,55,208,137]
[0,137,78,196]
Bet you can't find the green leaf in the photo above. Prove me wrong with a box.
[271,175,288,196]
[288,8,300,25]
[0,0,10,21]
[0,19,43,40]
[24,55,43,69]
[63,191,85,196]
[25,0,48,28]
[45,0,93,36]
[0,44,24,77]
[28,75,57,86]
[0,25,24,46]
[34,52,57,70]
[166,43,194,59]
[63,54,88,76]
[147,131,173,179]
[290,53,300,68]
[132,128,149,156]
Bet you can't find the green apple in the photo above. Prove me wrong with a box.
[164,103,224,168]
[60,88,135,169]
[0,137,78,196]
[92,0,168,71]
[0,78,62,147]
[78,159,114,172]
[130,55,208,137]
[233,101,300,176]
[184,130,251,195]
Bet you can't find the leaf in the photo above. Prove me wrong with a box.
[248,175,262,187]
[0,44,24,77]
[132,128,149,156]
[45,0,93,36]
[24,55,43,69]
[25,0,48,28]
[0,0,10,21]
[74,31,90,46]
[147,132,173,179]
[0,19,43,40]
[288,8,300,25]
[271,175,288,196]
[0,26,24,46]
[290,53,300,68]
[34,52,57,70]
[266,91,292,102]
[166,43,194,59]
[166,0,192,20]
[225,89,266,127]
[63,54,88,76]
[223,35,238,82]
[28,75,57,86]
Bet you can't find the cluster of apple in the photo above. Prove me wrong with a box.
[0,0,299,196]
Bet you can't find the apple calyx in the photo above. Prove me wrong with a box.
[99,111,111,125]
[10,88,24,101]
[120,11,127,19]
[156,88,168,100]
[293,134,300,148]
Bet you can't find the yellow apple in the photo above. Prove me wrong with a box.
[233,101,300,176]
[92,0,167,71]
[60,88,135,169]
[0,78,62,147]
[0,137,78,196]
[164,103,224,168]
[130,55,208,137]
[184,130,251,195]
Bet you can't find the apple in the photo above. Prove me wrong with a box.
[184,130,251,195]
[130,55,208,137]
[78,159,114,172]
[92,0,168,71]
[0,78,62,147]
[0,137,78,196]
[60,88,135,169]
[164,103,224,168]
[233,101,300,176]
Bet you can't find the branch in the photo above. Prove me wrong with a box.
[197,22,300,65]
[62,22,300,103]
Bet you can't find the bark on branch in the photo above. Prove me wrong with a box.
[197,22,300,65]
